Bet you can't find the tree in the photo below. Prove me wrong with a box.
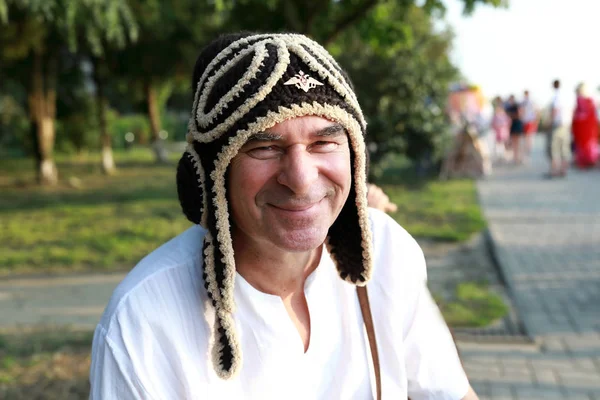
[219,0,507,44]
[107,0,223,163]
[335,2,460,175]
[0,0,137,184]
[73,0,138,175]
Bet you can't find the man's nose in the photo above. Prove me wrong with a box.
[277,145,318,195]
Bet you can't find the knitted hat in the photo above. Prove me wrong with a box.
[176,32,373,380]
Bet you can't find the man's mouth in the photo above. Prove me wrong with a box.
[270,203,317,212]
[269,197,324,212]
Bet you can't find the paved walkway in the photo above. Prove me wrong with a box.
[460,135,600,399]
[0,272,124,329]
[1,136,598,399]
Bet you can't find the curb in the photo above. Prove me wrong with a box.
[480,226,534,343]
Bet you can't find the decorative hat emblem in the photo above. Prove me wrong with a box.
[283,71,324,92]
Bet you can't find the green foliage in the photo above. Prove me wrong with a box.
[67,0,139,55]
[107,110,186,147]
[437,282,509,327]
[0,0,509,176]
[217,0,507,44]
[0,0,6,23]
[0,94,31,156]
[109,114,151,145]
[106,0,222,90]
[336,3,458,172]
[55,108,99,154]
[0,0,138,56]
[460,0,508,14]
[161,112,188,142]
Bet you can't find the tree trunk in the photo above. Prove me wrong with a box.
[99,94,116,174]
[29,50,58,185]
[29,118,41,172]
[93,59,116,175]
[101,135,116,174]
[145,80,168,163]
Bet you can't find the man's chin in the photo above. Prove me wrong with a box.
[271,229,328,253]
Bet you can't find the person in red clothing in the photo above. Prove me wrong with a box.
[571,83,599,168]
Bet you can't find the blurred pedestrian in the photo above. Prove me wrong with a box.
[490,96,510,162]
[521,90,538,160]
[571,82,599,168]
[505,95,524,164]
[546,79,570,178]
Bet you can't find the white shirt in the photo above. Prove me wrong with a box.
[551,90,563,126]
[89,209,469,399]
[522,98,536,123]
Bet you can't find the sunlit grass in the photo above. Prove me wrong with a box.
[0,328,92,397]
[374,153,486,242]
[0,150,191,275]
[435,282,509,328]
[383,178,486,242]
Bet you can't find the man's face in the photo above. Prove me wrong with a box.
[228,116,352,253]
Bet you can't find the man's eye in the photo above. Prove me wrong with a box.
[311,141,338,152]
[247,146,280,159]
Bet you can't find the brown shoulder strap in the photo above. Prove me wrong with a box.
[357,286,382,400]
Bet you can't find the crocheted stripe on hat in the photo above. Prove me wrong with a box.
[187,34,366,144]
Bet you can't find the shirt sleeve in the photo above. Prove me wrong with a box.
[402,246,470,400]
[89,324,155,400]
[368,208,471,399]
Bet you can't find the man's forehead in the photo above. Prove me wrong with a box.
[272,115,341,131]
[247,118,346,142]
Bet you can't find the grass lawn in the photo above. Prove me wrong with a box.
[435,282,509,328]
[0,149,192,275]
[0,149,485,275]
[0,328,92,398]
[385,180,485,242]
[376,157,486,242]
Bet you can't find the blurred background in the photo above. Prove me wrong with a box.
[1,0,599,398]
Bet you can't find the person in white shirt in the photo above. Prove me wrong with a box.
[546,79,570,178]
[521,90,538,159]
[89,32,479,400]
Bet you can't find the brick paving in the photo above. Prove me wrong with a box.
[460,135,600,399]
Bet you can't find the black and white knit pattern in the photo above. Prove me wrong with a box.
[176,32,373,379]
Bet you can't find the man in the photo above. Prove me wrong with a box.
[89,32,478,399]
[505,94,524,164]
[521,90,538,159]
[546,79,570,177]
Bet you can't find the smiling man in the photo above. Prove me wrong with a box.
[89,32,479,400]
